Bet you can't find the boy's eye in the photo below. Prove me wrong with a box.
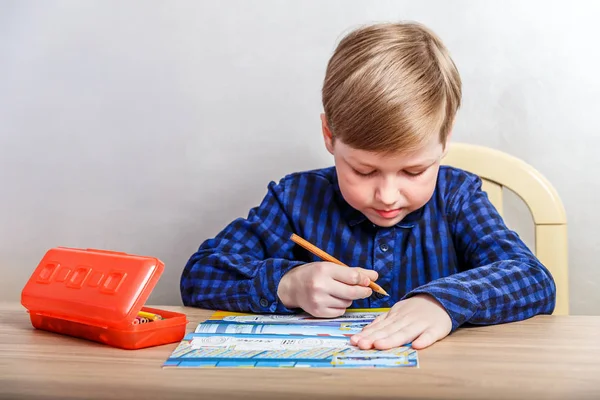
[404,170,426,177]
[353,168,376,177]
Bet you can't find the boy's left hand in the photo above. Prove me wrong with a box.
[350,294,452,350]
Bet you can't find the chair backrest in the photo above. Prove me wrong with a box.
[441,142,569,315]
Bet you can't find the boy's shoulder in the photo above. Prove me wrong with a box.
[436,165,483,204]
[267,166,338,199]
[280,166,336,182]
[274,166,337,188]
[263,167,340,215]
[437,164,480,185]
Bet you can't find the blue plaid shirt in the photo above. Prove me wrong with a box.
[180,166,556,331]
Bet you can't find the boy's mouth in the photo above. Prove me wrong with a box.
[374,208,402,219]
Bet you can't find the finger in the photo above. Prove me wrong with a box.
[309,307,347,318]
[372,322,423,350]
[372,314,386,324]
[357,312,395,335]
[356,268,379,283]
[350,315,394,345]
[326,278,373,301]
[353,320,409,349]
[360,314,387,331]
[330,267,377,287]
[321,295,353,310]
[304,289,353,313]
[411,328,441,350]
[354,329,391,350]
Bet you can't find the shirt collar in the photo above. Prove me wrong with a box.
[332,169,424,229]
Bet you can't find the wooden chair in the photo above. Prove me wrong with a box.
[441,142,569,315]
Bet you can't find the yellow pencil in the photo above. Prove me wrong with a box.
[138,311,163,321]
[289,233,389,296]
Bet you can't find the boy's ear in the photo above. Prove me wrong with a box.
[321,113,335,155]
[442,130,453,158]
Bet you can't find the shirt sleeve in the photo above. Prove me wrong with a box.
[180,178,303,313]
[404,172,556,331]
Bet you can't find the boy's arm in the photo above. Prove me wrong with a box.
[180,179,303,313]
[404,173,556,331]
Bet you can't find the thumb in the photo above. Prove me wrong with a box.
[355,268,379,285]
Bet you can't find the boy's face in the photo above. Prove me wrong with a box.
[322,115,447,228]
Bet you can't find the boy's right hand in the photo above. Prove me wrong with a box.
[276,262,379,318]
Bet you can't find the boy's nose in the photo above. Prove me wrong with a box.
[375,181,400,206]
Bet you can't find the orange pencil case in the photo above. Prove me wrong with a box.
[20,247,188,349]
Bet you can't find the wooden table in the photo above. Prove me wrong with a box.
[1,303,599,399]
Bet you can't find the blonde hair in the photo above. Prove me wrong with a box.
[322,22,462,153]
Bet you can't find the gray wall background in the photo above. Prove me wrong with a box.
[1,0,598,314]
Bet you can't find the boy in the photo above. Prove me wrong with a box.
[180,22,556,350]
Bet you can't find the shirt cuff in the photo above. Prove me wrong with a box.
[249,259,304,314]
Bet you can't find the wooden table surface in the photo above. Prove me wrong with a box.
[1,302,599,400]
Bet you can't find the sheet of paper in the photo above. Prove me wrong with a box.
[163,308,419,368]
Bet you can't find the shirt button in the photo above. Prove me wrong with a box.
[259,298,269,308]
[379,243,389,252]
[376,292,386,299]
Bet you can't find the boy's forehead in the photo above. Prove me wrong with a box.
[341,138,444,166]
